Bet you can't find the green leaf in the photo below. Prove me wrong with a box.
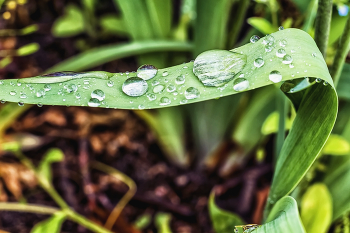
[336,63,350,100]
[155,212,172,233]
[145,0,172,38]
[301,183,332,233]
[52,4,85,37]
[261,111,293,135]
[208,191,244,233]
[16,43,40,56]
[322,134,350,156]
[247,17,278,35]
[100,15,128,36]
[256,196,305,233]
[37,148,64,183]
[30,211,66,233]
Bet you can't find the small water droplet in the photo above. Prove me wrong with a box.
[312,53,316,57]
[162,71,168,77]
[10,81,15,86]
[10,90,17,96]
[233,78,249,92]
[160,96,171,105]
[263,34,275,45]
[84,80,90,85]
[278,26,284,30]
[152,80,160,86]
[122,77,148,97]
[138,104,145,110]
[250,35,260,43]
[147,93,156,101]
[265,44,274,52]
[323,81,328,86]
[17,82,22,86]
[41,71,79,77]
[254,58,264,68]
[153,84,165,93]
[180,99,188,104]
[183,66,188,69]
[239,73,244,78]
[175,75,186,85]
[167,84,176,92]
[276,48,286,58]
[137,64,158,80]
[164,78,169,83]
[76,93,81,99]
[185,87,200,99]
[316,78,322,83]
[193,50,247,86]
[282,54,293,64]
[88,98,101,107]
[0,81,3,85]
[37,103,43,107]
[44,84,51,91]
[91,89,105,101]
[279,39,287,47]
[66,84,78,93]
[18,102,24,106]
[291,49,295,53]
[107,80,114,87]
[269,70,282,83]
[173,91,178,96]
[36,89,45,97]
[20,92,27,99]
[1,100,6,104]
[289,63,294,68]
[126,71,130,75]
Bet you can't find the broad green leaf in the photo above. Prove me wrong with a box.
[16,43,40,56]
[336,63,350,100]
[329,14,348,45]
[301,183,332,233]
[37,148,64,184]
[208,191,244,233]
[325,157,350,221]
[155,212,172,233]
[0,29,338,217]
[31,211,66,233]
[261,111,293,135]
[247,17,278,35]
[256,196,305,233]
[322,134,350,156]
[51,4,85,37]
[145,0,172,39]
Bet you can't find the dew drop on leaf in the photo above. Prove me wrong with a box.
[162,71,168,77]
[279,39,287,47]
[269,70,282,83]
[153,84,165,94]
[323,81,328,86]
[180,99,188,104]
[175,75,185,85]
[10,91,17,96]
[233,78,249,92]
[316,78,322,83]
[263,34,275,45]
[193,50,247,87]
[36,89,45,97]
[122,77,148,97]
[185,87,200,99]
[137,64,158,80]
[138,104,145,110]
[20,92,27,99]
[254,58,264,68]
[88,98,101,107]
[250,35,260,43]
[147,93,156,101]
[152,80,160,86]
[37,103,43,107]
[282,55,293,64]
[41,71,79,77]
[276,48,286,58]
[1,99,5,104]
[278,26,284,30]
[265,44,274,53]
[18,102,24,106]
[167,84,176,92]
[160,96,171,105]
[107,80,114,87]
[91,89,105,101]
[66,84,78,93]
[44,84,51,91]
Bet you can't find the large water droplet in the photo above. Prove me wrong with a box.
[91,89,105,101]
[193,50,247,87]
[167,84,176,92]
[160,97,171,105]
[137,64,158,80]
[254,58,264,68]
[88,98,101,107]
[122,77,148,97]
[282,54,293,64]
[250,35,260,43]
[269,70,282,83]
[184,87,200,99]
[233,78,249,92]
[10,91,17,96]
[175,75,185,85]
[276,48,286,58]
[153,84,165,93]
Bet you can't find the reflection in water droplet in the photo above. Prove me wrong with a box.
[160,97,171,105]
[175,75,185,85]
[269,70,282,83]
[137,64,158,80]
[122,77,148,97]
[18,102,24,106]
[193,50,247,86]
[254,58,264,68]
[147,93,156,101]
[250,35,260,43]
[167,84,176,92]
[276,48,286,58]
[184,87,200,99]
[153,84,165,93]
[278,26,284,30]
[233,78,249,92]
[279,39,287,47]
[44,84,51,91]
[107,80,114,87]
[91,89,105,101]
[10,91,17,96]
[88,98,101,107]
[282,54,293,64]
[162,71,168,77]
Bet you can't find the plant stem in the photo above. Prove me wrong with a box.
[0,202,59,215]
[228,0,250,48]
[331,13,350,87]
[314,0,333,57]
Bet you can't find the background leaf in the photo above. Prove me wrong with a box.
[30,211,66,233]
